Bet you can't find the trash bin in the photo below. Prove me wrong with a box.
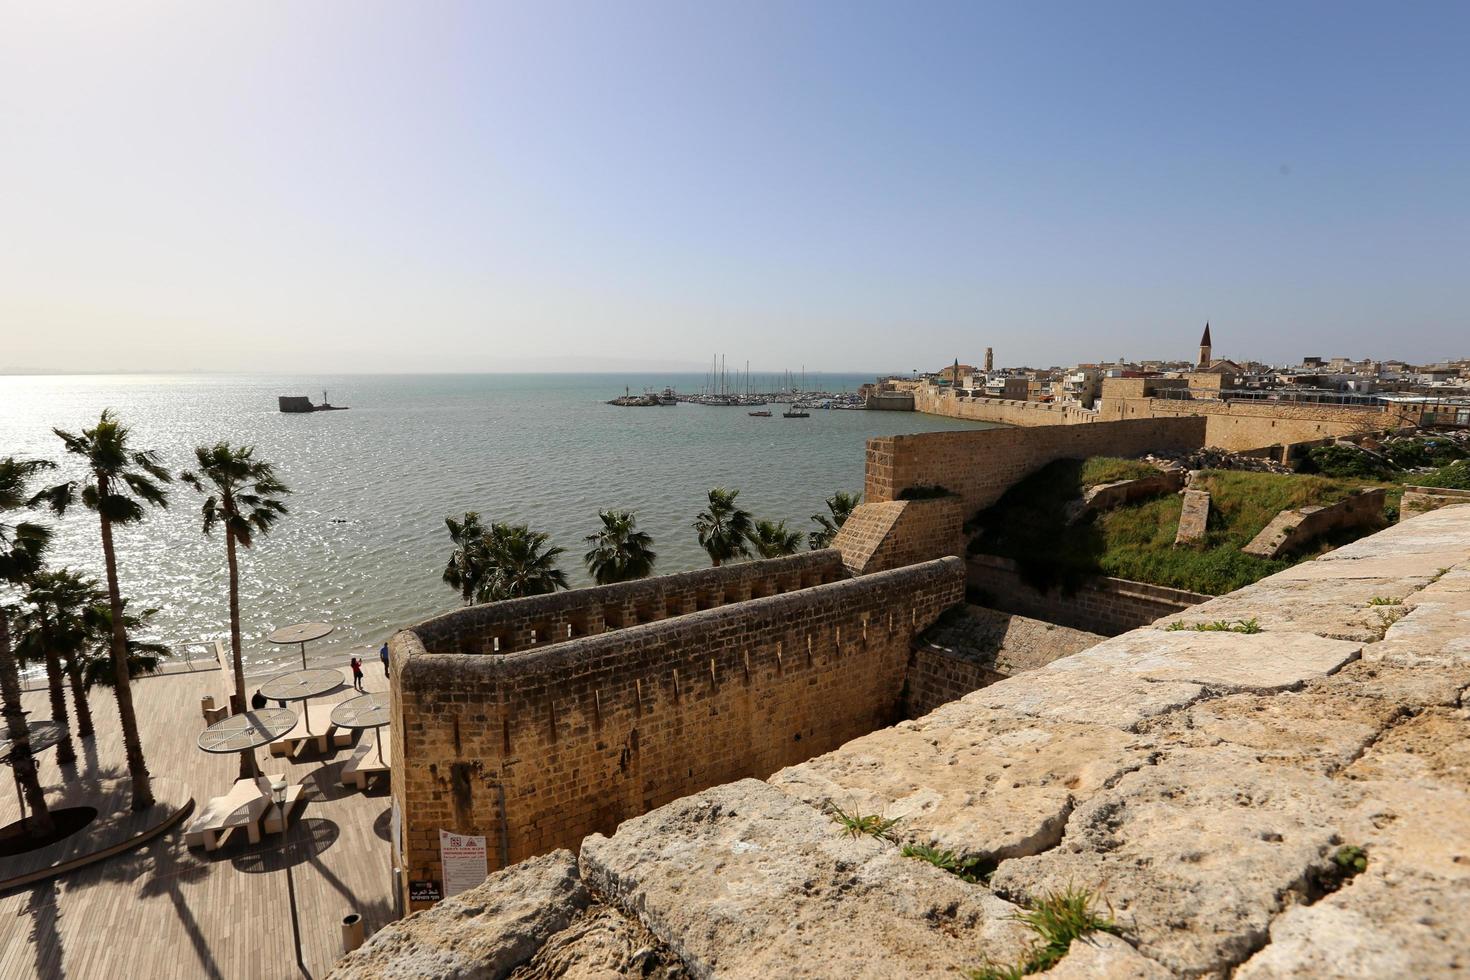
[200,695,216,719]
[342,912,364,953]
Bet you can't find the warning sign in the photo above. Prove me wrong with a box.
[439,829,489,898]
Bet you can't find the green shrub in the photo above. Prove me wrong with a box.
[1411,459,1470,491]
[1305,445,1393,479]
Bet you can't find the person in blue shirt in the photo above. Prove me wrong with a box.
[380,642,390,678]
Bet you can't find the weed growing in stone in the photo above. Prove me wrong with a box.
[829,803,900,842]
[968,886,1120,979]
[900,843,985,883]
[1370,608,1405,639]
[1164,618,1262,634]
[1334,844,1368,875]
[1366,596,1400,606]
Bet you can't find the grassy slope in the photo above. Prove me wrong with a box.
[970,458,1388,595]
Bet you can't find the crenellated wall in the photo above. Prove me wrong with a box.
[388,554,966,911]
[412,550,845,654]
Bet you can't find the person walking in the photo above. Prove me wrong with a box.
[380,641,390,678]
[350,656,364,692]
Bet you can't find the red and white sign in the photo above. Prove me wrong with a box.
[439,829,488,898]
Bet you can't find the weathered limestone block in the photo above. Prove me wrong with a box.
[1058,629,1361,694]
[1044,933,1173,980]
[579,779,1034,979]
[1321,654,1470,710]
[990,746,1359,976]
[961,660,1203,731]
[508,905,689,979]
[1241,489,1386,559]
[1233,872,1470,979]
[768,705,1147,864]
[1135,685,1404,774]
[1069,470,1186,524]
[1173,488,1210,547]
[332,850,589,980]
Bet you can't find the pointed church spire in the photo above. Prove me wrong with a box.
[1200,322,1212,347]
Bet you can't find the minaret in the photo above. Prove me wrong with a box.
[984,347,994,373]
[1198,322,1212,369]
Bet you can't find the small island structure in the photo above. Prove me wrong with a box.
[278,391,349,413]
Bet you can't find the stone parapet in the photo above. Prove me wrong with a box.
[411,549,845,654]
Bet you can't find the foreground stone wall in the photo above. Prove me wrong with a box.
[966,554,1211,632]
[864,417,1207,520]
[348,506,1470,979]
[389,556,965,912]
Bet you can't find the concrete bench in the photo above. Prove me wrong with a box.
[268,702,352,758]
[340,731,392,790]
[185,778,270,851]
[256,776,305,835]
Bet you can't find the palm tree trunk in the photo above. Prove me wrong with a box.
[225,529,254,779]
[36,612,76,766]
[99,512,154,810]
[0,607,55,837]
[65,655,93,738]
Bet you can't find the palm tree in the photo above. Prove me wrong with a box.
[1,456,57,837]
[76,600,169,692]
[693,487,754,567]
[583,510,656,585]
[44,410,171,811]
[809,490,862,550]
[748,519,804,559]
[443,512,493,605]
[13,570,103,745]
[484,524,568,600]
[179,443,290,734]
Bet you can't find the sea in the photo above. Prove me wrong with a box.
[1,373,994,677]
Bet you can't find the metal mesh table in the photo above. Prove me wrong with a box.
[267,621,334,670]
[331,693,390,763]
[196,708,297,754]
[260,668,343,735]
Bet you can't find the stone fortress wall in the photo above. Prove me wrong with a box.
[388,552,966,911]
[913,376,1424,452]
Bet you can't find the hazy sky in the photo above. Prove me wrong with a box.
[2,1,1466,374]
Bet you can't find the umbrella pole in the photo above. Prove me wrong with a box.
[375,730,385,765]
[299,642,307,670]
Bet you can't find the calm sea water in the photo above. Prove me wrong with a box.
[1,374,993,675]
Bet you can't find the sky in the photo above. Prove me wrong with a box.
[1,0,1466,375]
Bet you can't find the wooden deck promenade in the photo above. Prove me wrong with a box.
[0,665,397,980]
